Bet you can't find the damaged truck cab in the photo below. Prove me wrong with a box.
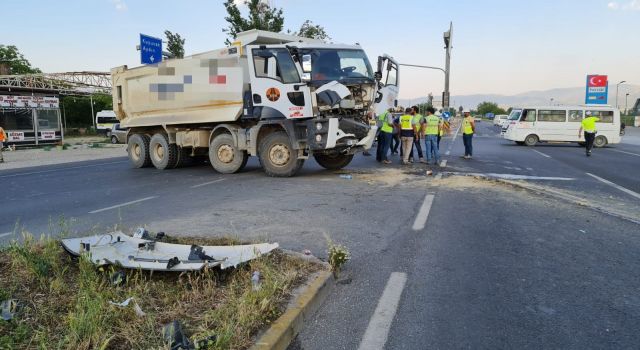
[112,29,399,177]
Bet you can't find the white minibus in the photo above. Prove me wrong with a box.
[502,105,622,147]
[95,110,119,134]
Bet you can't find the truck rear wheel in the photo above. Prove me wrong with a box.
[258,131,303,177]
[128,134,152,168]
[149,133,178,170]
[209,133,247,174]
[314,153,354,170]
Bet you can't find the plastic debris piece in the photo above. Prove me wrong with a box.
[1,299,18,321]
[339,174,353,179]
[110,270,127,286]
[109,297,146,317]
[426,170,433,176]
[133,227,151,239]
[252,271,262,291]
[163,320,194,350]
[303,249,312,255]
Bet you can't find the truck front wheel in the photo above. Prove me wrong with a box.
[149,133,178,170]
[258,131,303,177]
[314,153,354,170]
[209,133,247,174]
[128,134,152,168]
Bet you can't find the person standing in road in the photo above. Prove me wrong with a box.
[462,110,475,159]
[391,112,400,155]
[0,126,6,163]
[376,108,394,164]
[410,106,426,163]
[578,111,599,157]
[399,107,417,165]
[423,107,441,165]
[437,112,449,149]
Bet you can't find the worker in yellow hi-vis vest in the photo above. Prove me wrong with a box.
[423,106,441,165]
[578,111,599,157]
[462,110,475,159]
[398,107,417,165]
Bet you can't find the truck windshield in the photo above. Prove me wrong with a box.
[508,109,522,120]
[302,49,374,82]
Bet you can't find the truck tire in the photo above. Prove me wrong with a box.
[128,134,152,168]
[524,134,538,146]
[149,133,178,170]
[209,133,247,174]
[314,153,354,170]
[258,131,304,177]
[594,135,607,148]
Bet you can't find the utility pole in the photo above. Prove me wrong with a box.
[90,94,96,130]
[443,22,453,111]
[626,93,630,115]
[615,80,626,109]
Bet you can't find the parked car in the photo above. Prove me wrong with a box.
[107,123,128,144]
[493,114,509,126]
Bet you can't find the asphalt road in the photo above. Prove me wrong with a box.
[2,122,640,349]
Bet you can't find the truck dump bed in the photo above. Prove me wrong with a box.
[111,48,247,128]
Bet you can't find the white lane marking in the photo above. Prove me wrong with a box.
[610,149,640,157]
[412,194,435,231]
[0,232,14,239]
[586,173,640,200]
[190,178,225,188]
[0,160,128,178]
[358,272,408,350]
[89,196,158,214]
[440,159,447,167]
[451,124,461,142]
[531,149,551,158]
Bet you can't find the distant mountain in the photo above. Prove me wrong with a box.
[400,85,640,111]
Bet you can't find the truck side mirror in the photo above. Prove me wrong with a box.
[302,54,312,73]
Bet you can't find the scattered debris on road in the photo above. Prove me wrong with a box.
[61,230,279,271]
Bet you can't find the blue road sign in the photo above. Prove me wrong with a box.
[140,34,162,65]
[442,111,451,120]
[585,74,608,105]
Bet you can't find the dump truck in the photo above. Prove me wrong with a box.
[111,30,399,177]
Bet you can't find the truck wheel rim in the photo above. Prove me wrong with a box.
[133,144,141,160]
[217,144,234,163]
[154,144,164,159]
[269,144,290,167]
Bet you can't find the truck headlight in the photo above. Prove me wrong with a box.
[316,122,323,131]
[315,135,322,142]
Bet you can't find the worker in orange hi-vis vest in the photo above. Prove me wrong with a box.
[0,126,6,163]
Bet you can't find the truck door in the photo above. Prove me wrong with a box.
[375,56,399,115]
[247,45,313,120]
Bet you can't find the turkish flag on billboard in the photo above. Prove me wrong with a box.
[587,75,608,87]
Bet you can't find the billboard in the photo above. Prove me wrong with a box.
[0,95,59,108]
[585,75,608,105]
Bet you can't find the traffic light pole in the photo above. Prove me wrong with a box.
[443,22,453,110]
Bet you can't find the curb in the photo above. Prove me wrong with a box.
[439,172,640,225]
[495,178,640,225]
[250,261,334,350]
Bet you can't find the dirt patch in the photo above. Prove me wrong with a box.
[0,234,321,350]
[356,167,427,187]
[431,174,502,191]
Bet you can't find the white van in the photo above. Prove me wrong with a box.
[502,105,621,147]
[95,110,118,134]
[493,114,509,126]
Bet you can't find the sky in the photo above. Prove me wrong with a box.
[2,0,639,100]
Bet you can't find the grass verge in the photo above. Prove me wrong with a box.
[0,234,319,349]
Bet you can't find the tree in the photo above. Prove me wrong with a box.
[0,45,42,75]
[164,30,185,59]
[291,20,331,40]
[476,101,506,116]
[222,0,284,45]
